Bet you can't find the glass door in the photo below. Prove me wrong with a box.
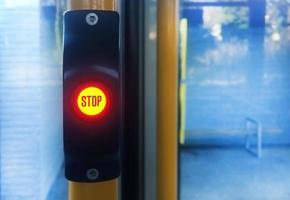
[179,1,290,199]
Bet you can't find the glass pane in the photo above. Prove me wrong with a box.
[0,1,66,199]
[179,1,290,200]
[183,0,248,2]
[144,0,157,199]
[2,0,40,7]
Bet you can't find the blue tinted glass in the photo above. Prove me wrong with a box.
[0,1,66,199]
[180,1,290,199]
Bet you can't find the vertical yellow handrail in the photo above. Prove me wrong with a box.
[67,0,117,11]
[65,1,119,200]
[157,0,178,200]
[69,180,118,200]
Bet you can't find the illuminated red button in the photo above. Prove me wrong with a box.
[77,86,107,116]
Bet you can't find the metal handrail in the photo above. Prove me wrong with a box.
[246,117,261,126]
[245,117,262,158]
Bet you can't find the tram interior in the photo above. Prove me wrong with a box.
[1,0,290,200]
[180,1,290,200]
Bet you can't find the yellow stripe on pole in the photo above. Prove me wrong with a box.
[157,0,178,200]
[179,18,188,145]
[66,1,119,200]
[179,83,187,145]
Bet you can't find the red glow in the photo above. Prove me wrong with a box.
[71,82,111,120]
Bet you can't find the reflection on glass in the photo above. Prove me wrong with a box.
[180,1,290,200]
[1,0,39,7]
[0,1,66,200]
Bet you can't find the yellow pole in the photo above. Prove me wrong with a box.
[66,1,119,200]
[69,180,118,200]
[157,0,178,200]
[67,0,117,11]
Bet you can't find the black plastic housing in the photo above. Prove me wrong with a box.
[63,10,121,182]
